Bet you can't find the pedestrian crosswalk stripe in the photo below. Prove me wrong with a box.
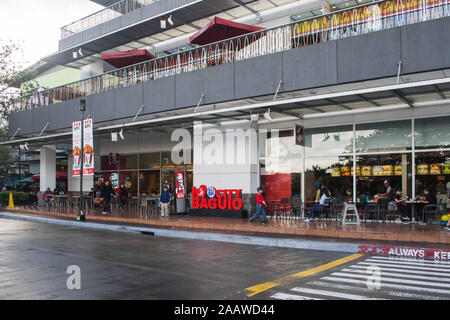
[348,264,450,277]
[388,291,449,300]
[307,281,380,293]
[271,293,323,300]
[371,256,450,265]
[364,258,450,269]
[358,261,450,272]
[308,280,447,300]
[341,268,450,283]
[331,272,450,289]
[290,287,384,300]
[322,276,450,295]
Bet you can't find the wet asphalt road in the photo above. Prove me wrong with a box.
[0,218,449,300]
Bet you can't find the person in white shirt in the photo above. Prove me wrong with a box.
[305,187,330,222]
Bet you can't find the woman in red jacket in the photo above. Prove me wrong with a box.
[250,187,267,224]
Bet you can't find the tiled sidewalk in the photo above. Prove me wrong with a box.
[4,206,450,245]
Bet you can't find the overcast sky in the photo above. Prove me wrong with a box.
[0,0,103,67]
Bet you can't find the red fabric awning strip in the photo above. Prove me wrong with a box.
[189,16,265,46]
[102,49,155,68]
[32,171,68,180]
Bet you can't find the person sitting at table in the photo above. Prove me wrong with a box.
[345,189,353,204]
[357,192,369,210]
[394,189,409,224]
[417,187,437,224]
[380,180,394,201]
[44,188,54,207]
[305,187,330,222]
[118,183,128,209]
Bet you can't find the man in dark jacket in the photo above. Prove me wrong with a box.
[101,180,115,215]
[160,185,171,217]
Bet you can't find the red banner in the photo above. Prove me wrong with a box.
[175,171,186,199]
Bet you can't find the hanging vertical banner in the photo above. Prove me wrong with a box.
[83,119,94,175]
[295,124,304,146]
[175,171,186,199]
[72,121,82,177]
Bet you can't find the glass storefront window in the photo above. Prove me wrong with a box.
[139,170,160,195]
[119,171,138,196]
[415,151,450,203]
[139,153,161,169]
[356,153,412,200]
[304,125,353,157]
[121,154,138,170]
[261,130,302,201]
[304,156,353,203]
[356,120,411,153]
[415,116,450,150]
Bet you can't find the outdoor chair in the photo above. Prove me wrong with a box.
[289,197,303,218]
[377,198,390,222]
[330,200,344,222]
[423,204,439,224]
[364,203,379,222]
[280,198,290,219]
[385,201,402,223]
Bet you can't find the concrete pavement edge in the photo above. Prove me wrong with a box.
[0,211,359,253]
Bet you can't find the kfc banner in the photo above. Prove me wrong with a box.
[83,119,94,175]
[175,171,186,199]
[72,121,82,177]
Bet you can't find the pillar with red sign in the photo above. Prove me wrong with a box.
[175,171,186,213]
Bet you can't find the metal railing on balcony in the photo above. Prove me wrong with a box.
[18,0,450,112]
[60,0,159,39]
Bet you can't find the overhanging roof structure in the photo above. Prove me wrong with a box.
[4,75,450,147]
[189,16,264,45]
[43,0,258,69]
[102,49,155,68]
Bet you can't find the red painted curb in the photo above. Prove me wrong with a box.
[358,244,450,260]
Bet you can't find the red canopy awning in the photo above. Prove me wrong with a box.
[102,49,155,68]
[189,17,265,46]
[32,171,68,180]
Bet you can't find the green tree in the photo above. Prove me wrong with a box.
[0,40,37,186]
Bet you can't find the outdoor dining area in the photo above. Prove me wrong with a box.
[265,195,447,225]
[41,191,174,219]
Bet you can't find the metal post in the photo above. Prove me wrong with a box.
[18,146,21,188]
[78,99,86,221]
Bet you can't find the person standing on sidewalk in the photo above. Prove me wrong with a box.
[160,185,171,217]
[250,187,267,224]
[101,180,115,215]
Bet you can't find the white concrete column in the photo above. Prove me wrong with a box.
[193,122,259,194]
[40,145,56,192]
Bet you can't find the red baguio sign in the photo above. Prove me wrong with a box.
[192,185,243,210]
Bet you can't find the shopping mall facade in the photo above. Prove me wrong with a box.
[5,0,450,215]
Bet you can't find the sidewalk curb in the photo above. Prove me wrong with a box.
[0,212,359,253]
[2,212,450,260]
